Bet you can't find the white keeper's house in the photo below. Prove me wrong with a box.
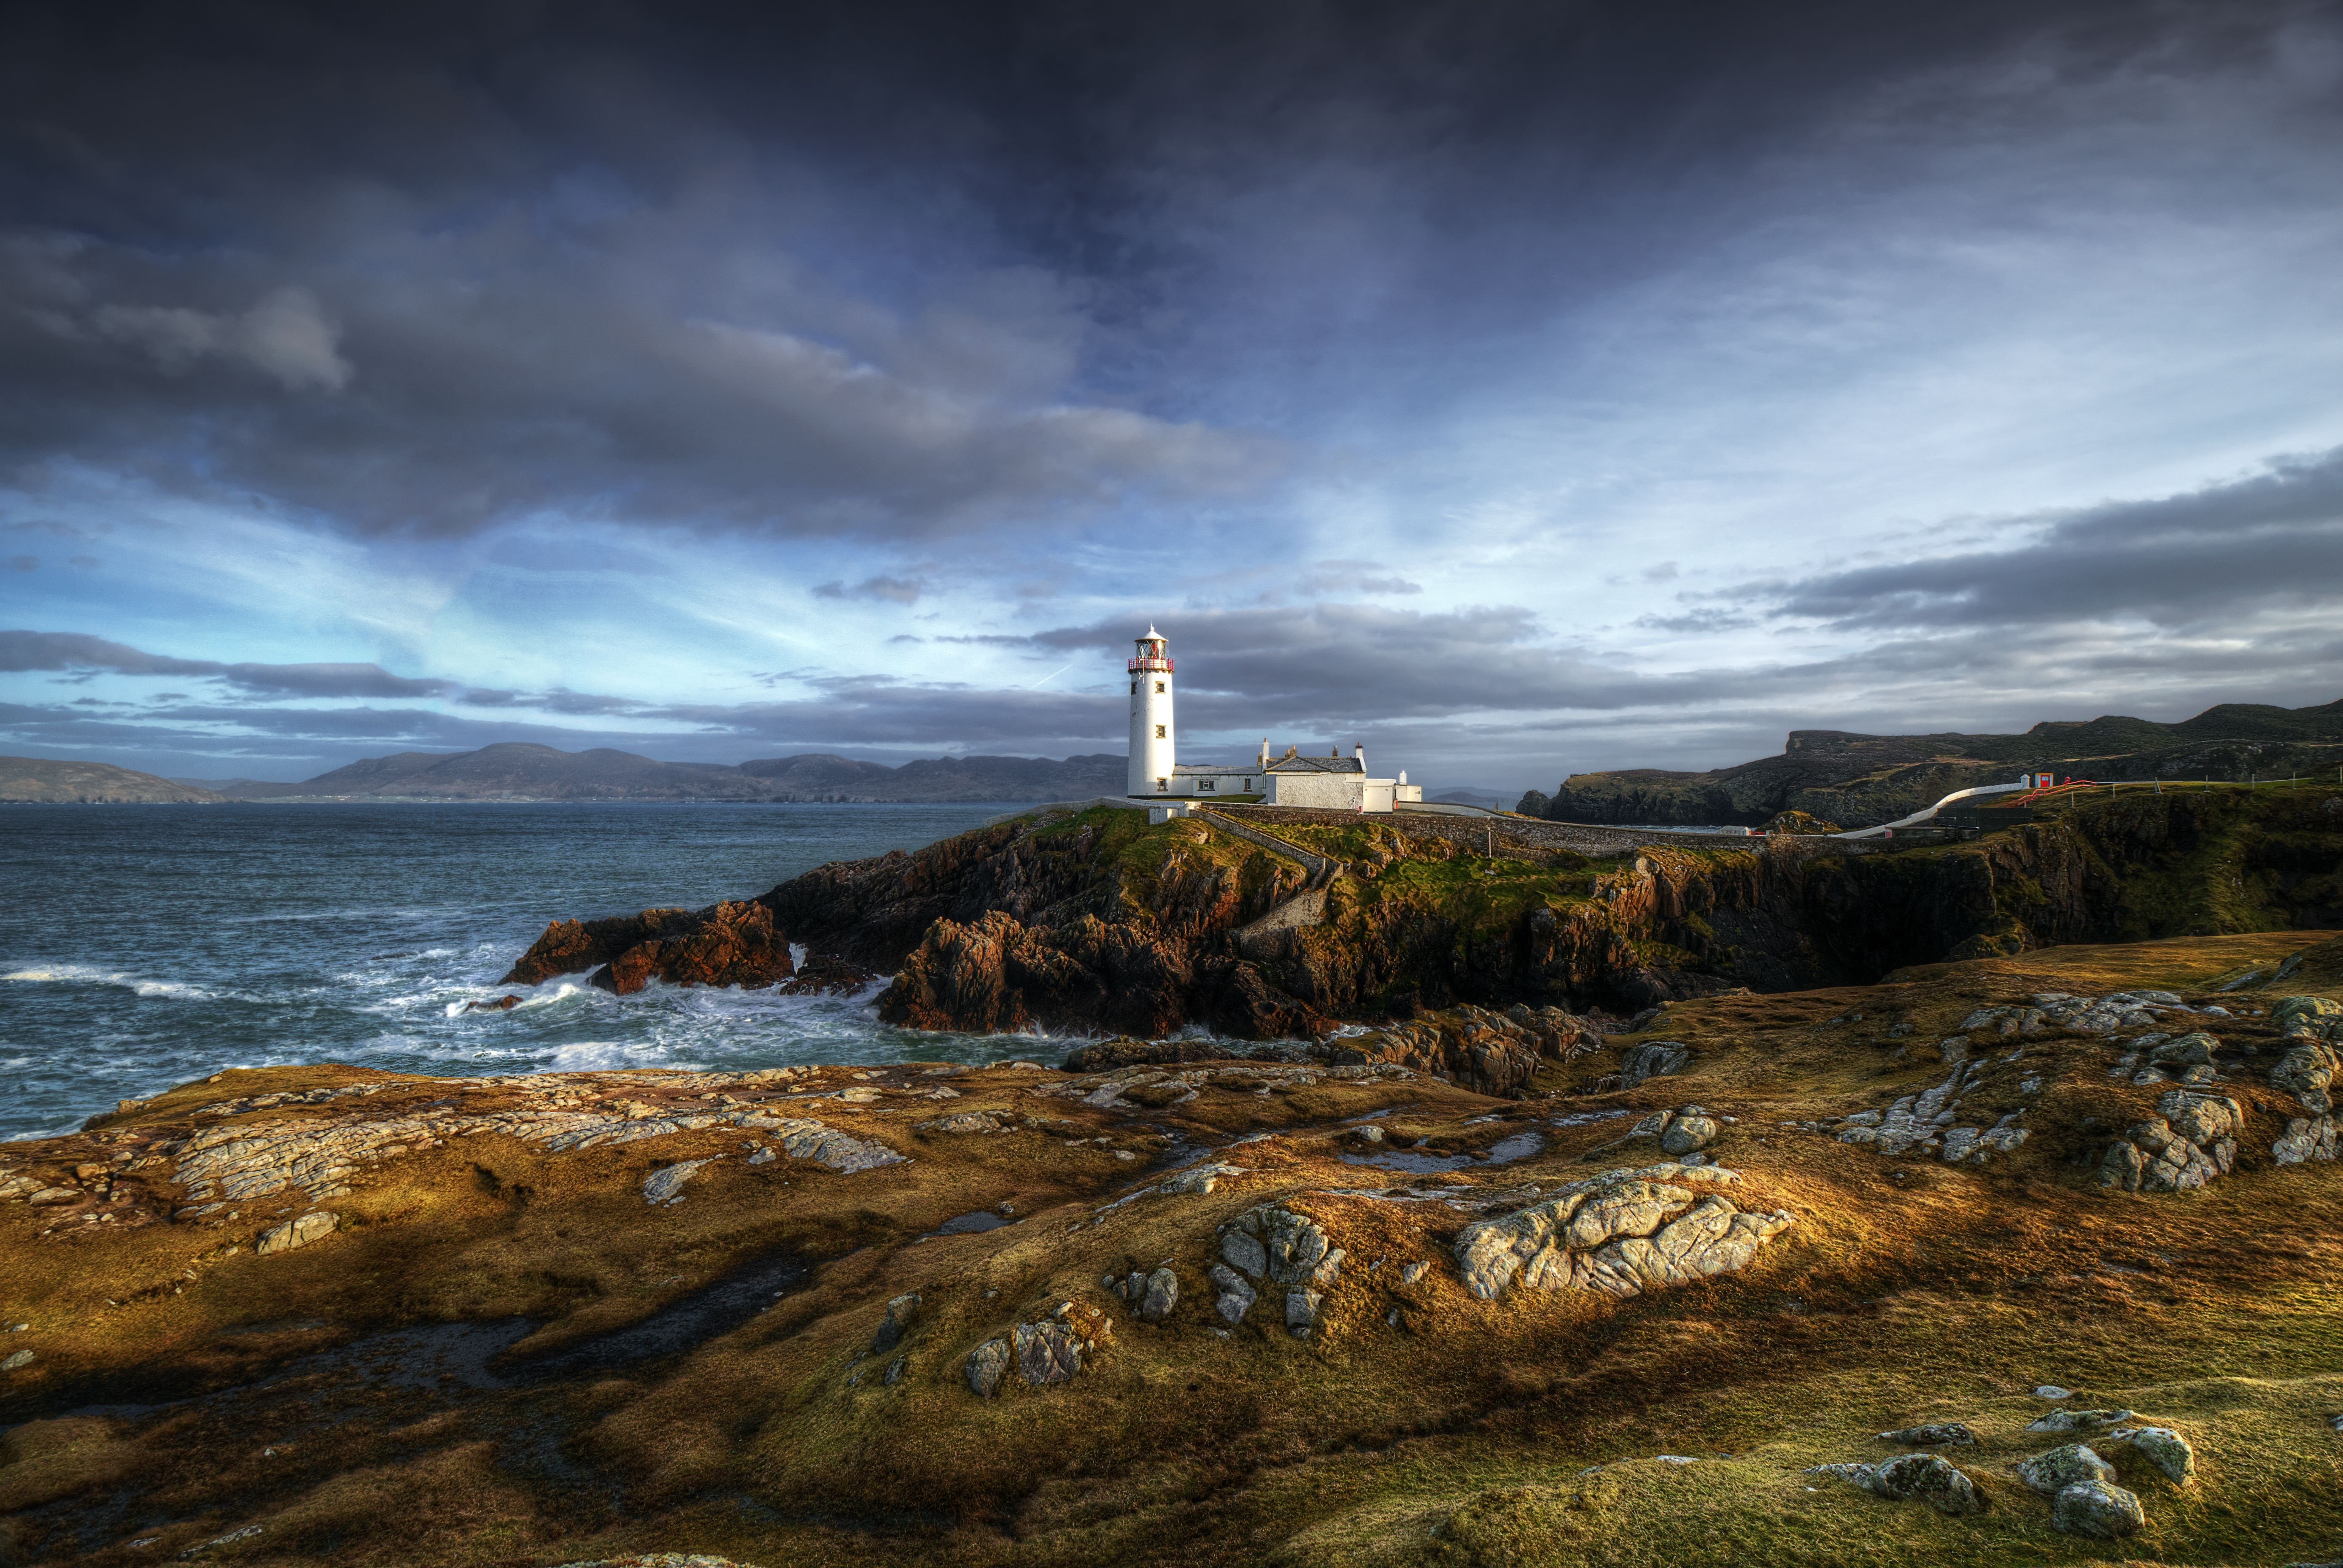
[1125,627,1421,814]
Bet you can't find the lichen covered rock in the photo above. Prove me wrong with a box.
[1451,1164,1791,1301]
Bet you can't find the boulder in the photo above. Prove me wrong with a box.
[1864,1453,1986,1516]
[1285,1288,1324,1337]
[1209,1264,1256,1325]
[256,1210,337,1255]
[2108,1425,2195,1484]
[873,1292,920,1352]
[1139,1266,1178,1323]
[2017,1444,2115,1495]
[1879,1422,1975,1447]
[965,1337,1010,1398]
[1660,1115,1717,1156]
[2051,1478,2144,1538]
[2026,1407,2135,1434]
[1618,1041,1691,1087]
[2148,1032,2216,1067]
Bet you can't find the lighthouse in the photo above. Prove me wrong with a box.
[1127,626,1174,795]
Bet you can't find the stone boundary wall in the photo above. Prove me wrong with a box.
[1197,808,1344,885]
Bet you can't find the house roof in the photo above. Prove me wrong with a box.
[1264,754,1363,774]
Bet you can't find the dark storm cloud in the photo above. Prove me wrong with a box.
[1771,445,2343,630]
[0,0,2253,543]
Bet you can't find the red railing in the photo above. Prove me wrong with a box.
[1128,655,1174,673]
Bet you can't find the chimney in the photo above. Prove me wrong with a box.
[1353,742,1366,770]
[1259,737,1270,768]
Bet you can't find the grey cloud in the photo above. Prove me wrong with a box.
[86,286,350,391]
[8,555,34,570]
[1772,445,2343,630]
[815,575,927,605]
[0,628,458,699]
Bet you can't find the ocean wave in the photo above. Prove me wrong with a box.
[3,965,221,1001]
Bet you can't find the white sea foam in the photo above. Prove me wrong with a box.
[5,965,218,1000]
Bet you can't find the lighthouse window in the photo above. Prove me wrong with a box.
[1154,725,1166,738]
[1130,680,1137,694]
[1157,778,1168,792]
[1154,680,1165,693]
[1200,778,1215,791]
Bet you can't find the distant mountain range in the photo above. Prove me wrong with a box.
[1519,697,2343,829]
[161,742,1130,802]
[1,757,226,803]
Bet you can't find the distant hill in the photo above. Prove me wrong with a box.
[1519,697,2343,830]
[1,757,226,804]
[195,743,1130,802]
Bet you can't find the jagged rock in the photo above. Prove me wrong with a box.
[873,1292,920,1352]
[2027,1407,2135,1434]
[2274,1115,2340,1164]
[1880,1422,1975,1447]
[882,1356,906,1386]
[2160,1089,2242,1145]
[503,902,794,994]
[1400,1261,1429,1285]
[465,995,523,1012]
[642,1158,721,1204]
[2052,1478,2144,1538]
[256,1210,336,1255]
[2017,1444,2115,1494]
[2273,1041,2342,1113]
[1285,1287,1324,1337]
[1864,1452,1986,1515]
[965,1337,1010,1398]
[2,1349,32,1371]
[1660,1115,1717,1156]
[2107,1425,2196,1483]
[1209,1264,1256,1324]
[1158,1162,1245,1197]
[1451,1164,1788,1301]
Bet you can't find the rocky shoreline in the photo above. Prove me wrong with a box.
[7,921,2343,1563]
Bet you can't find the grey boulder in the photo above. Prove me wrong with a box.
[2052,1477,2144,1538]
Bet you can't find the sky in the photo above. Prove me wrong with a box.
[3,0,2341,791]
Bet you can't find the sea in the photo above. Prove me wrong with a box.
[0,802,1058,1143]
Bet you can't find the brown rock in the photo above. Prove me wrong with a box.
[464,995,523,1013]
[548,901,798,996]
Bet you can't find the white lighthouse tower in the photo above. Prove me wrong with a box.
[1127,626,1175,795]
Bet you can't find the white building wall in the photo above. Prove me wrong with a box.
[1266,773,1365,810]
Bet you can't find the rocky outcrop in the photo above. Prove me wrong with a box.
[2100,1091,2241,1193]
[1451,1165,1793,1300]
[501,901,794,994]
[1215,1204,1344,1337]
[1861,1453,1987,1515]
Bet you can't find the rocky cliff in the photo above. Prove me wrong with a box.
[497,790,2342,1044]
